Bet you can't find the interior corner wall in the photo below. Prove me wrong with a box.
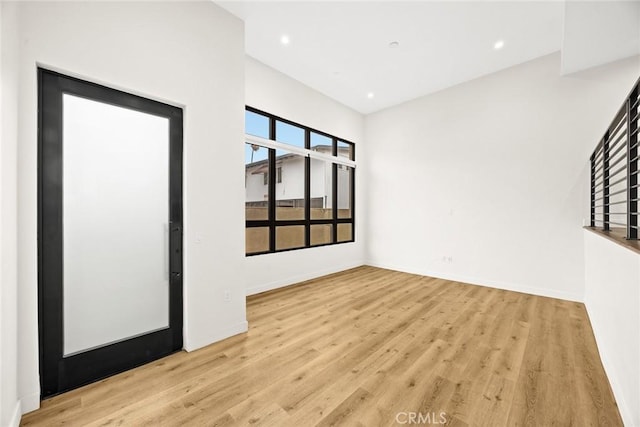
[15,1,247,414]
[584,230,640,426]
[1,2,20,426]
[561,1,640,75]
[365,52,640,301]
[244,57,365,295]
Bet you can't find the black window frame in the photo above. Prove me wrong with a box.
[245,106,355,256]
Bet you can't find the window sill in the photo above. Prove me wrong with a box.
[584,226,640,255]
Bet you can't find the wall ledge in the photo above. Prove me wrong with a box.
[584,226,640,255]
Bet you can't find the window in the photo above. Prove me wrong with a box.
[245,107,355,255]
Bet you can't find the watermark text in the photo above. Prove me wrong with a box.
[395,411,447,425]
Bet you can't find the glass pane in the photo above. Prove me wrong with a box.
[246,227,269,254]
[310,158,332,219]
[276,121,305,148]
[337,223,353,242]
[276,226,305,250]
[311,224,332,246]
[63,94,169,356]
[245,110,269,138]
[245,143,269,220]
[310,132,332,156]
[337,165,353,219]
[337,140,354,160]
[276,150,305,220]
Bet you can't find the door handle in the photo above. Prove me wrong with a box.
[169,222,182,275]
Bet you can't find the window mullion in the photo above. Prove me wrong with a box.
[245,133,356,168]
[268,117,276,253]
[332,162,338,243]
[351,168,356,241]
[305,130,311,247]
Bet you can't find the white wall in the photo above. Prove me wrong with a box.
[244,57,365,295]
[365,52,640,301]
[14,1,246,413]
[1,2,20,426]
[584,230,640,426]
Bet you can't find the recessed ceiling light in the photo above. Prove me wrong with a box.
[389,41,400,49]
[367,92,374,99]
[493,39,505,50]
[280,35,290,45]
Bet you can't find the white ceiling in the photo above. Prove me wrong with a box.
[217,1,564,114]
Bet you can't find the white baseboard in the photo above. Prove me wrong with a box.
[19,392,39,416]
[365,261,584,302]
[585,302,637,426]
[183,320,248,352]
[246,261,365,296]
[8,400,21,427]
[593,337,635,426]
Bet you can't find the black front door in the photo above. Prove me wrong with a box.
[38,69,183,397]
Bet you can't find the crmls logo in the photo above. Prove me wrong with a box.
[395,411,448,425]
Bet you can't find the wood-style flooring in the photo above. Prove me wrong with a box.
[21,266,622,426]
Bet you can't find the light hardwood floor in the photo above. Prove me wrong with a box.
[21,266,622,426]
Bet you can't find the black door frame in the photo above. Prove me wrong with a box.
[38,68,183,398]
